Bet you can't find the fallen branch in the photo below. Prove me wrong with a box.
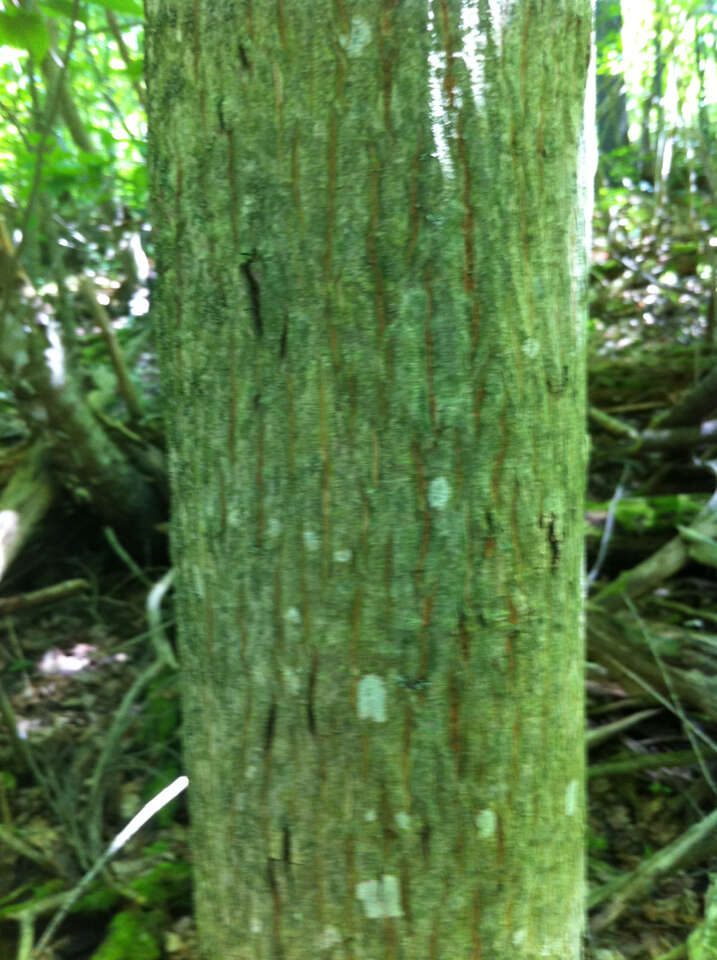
[0,444,56,584]
[0,579,88,615]
[589,806,717,933]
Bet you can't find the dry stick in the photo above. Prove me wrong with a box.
[659,361,717,428]
[32,775,189,958]
[587,645,717,929]
[0,579,88,616]
[651,942,687,960]
[586,708,659,749]
[588,748,696,779]
[589,805,717,932]
[78,278,142,422]
[104,526,152,587]
[588,405,640,441]
[595,649,717,763]
[13,891,68,960]
[593,491,717,611]
[0,443,56,584]
[588,607,717,721]
[627,595,717,796]
[0,825,58,871]
[105,11,145,107]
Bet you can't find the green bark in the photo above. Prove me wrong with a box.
[146,1,592,957]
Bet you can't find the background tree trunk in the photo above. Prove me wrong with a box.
[146,2,593,957]
[595,0,629,158]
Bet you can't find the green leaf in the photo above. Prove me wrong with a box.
[8,658,34,672]
[0,771,16,791]
[91,0,144,16]
[38,0,85,20]
[87,910,161,960]
[0,10,50,61]
[40,0,143,17]
[126,58,144,82]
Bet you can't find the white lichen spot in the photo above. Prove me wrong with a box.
[317,926,341,949]
[565,778,579,816]
[356,875,403,918]
[340,17,372,56]
[333,548,352,563]
[522,337,540,358]
[302,528,319,551]
[192,566,205,599]
[364,808,377,822]
[428,476,450,509]
[358,674,386,722]
[395,811,411,830]
[268,517,282,538]
[475,808,496,838]
[282,666,300,695]
[250,915,261,933]
[512,928,527,947]
[285,606,301,625]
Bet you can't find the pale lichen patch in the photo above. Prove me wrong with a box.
[284,606,301,624]
[317,926,341,949]
[565,778,579,816]
[475,808,496,838]
[428,476,451,509]
[522,337,540,358]
[340,17,372,57]
[302,528,319,550]
[356,875,403,918]
[358,674,386,722]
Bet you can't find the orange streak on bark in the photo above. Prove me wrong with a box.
[318,367,331,579]
[366,147,387,338]
[456,109,479,354]
[276,0,286,48]
[438,0,456,109]
[419,592,433,681]
[423,274,437,434]
[473,379,485,434]
[406,147,421,265]
[291,133,303,227]
[255,416,264,548]
[490,405,508,506]
[226,130,239,248]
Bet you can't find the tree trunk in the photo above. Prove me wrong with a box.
[595,0,629,158]
[145,2,593,957]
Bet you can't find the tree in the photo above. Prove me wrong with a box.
[595,0,629,158]
[145,2,594,957]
